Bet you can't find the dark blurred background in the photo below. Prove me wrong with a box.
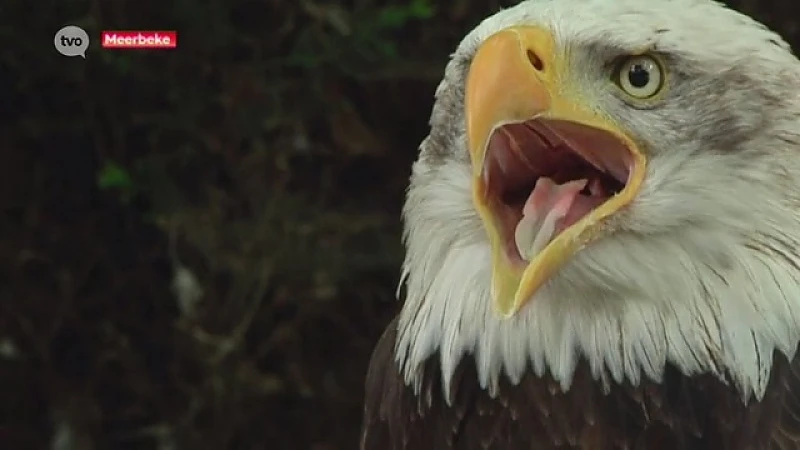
[1,0,798,449]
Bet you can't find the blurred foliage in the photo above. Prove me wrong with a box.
[97,161,136,202]
[1,0,799,449]
[285,0,436,70]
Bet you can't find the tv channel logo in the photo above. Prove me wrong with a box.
[54,25,89,58]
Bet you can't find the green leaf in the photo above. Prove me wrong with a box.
[375,6,410,29]
[409,0,435,19]
[97,161,134,191]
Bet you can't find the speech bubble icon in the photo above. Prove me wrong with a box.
[54,25,90,58]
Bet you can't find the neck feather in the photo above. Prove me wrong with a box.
[395,156,800,404]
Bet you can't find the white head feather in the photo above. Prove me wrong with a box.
[394,0,800,404]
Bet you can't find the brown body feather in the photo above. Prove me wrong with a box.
[361,318,800,450]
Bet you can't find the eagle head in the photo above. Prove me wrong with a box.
[395,0,800,401]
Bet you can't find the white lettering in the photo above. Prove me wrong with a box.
[103,33,173,47]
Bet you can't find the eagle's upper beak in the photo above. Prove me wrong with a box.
[465,26,646,318]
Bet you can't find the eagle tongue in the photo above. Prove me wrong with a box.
[514,177,588,261]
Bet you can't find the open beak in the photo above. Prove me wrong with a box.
[465,26,647,318]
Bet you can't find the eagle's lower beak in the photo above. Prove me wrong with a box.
[465,26,646,318]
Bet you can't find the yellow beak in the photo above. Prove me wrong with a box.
[465,26,647,318]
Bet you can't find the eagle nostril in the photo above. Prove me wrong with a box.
[527,49,544,71]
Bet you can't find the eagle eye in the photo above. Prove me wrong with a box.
[615,54,665,99]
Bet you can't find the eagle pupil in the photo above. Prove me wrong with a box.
[628,64,650,88]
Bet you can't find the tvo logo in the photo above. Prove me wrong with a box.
[54,25,90,58]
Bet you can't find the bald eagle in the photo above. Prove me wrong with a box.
[360,0,800,448]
